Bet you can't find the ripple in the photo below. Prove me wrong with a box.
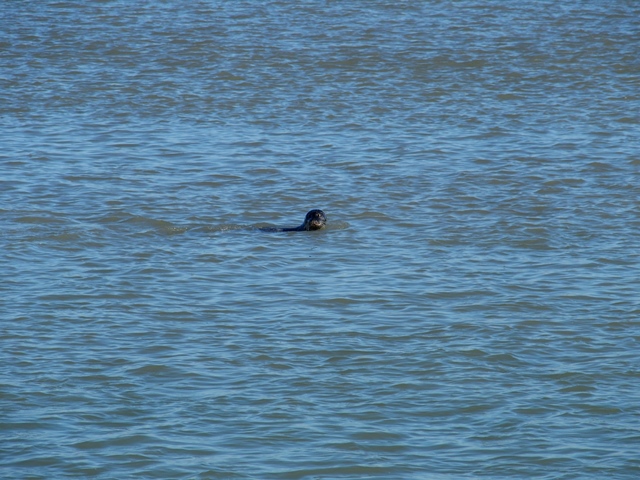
[2,1,640,478]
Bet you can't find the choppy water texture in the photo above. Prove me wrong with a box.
[2,1,640,478]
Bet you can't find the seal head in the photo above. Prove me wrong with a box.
[297,209,327,231]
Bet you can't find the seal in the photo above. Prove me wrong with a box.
[260,209,327,232]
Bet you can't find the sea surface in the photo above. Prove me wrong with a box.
[1,1,640,479]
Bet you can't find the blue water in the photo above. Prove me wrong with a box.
[2,1,640,478]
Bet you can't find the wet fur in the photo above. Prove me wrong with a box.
[261,209,327,232]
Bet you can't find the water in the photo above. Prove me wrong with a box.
[2,1,640,478]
